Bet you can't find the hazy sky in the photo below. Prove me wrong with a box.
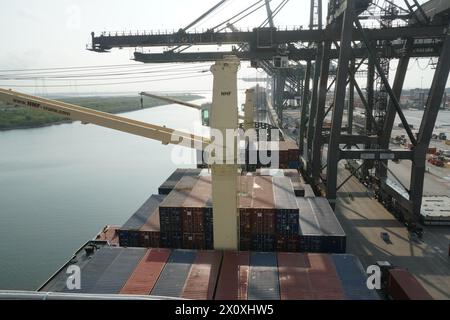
[0,0,447,95]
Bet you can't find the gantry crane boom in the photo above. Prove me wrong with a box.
[0,88,210,150]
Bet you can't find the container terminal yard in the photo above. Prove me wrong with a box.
[0,0,450,302]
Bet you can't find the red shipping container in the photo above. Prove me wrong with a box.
[182,250,222,300]
[182,176,211,233]
[215,251,249,300]
[182,208,204,233]
[308,254,345,300]
[278,252,310,300]
[183,233,205,250]
[120,248,171,295]
[387,268,433,300]
[278,253,345,300]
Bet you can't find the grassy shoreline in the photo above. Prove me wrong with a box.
[0,94,203,131]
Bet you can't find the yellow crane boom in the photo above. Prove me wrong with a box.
[141,91,246,120]
[140,91,203,110]
[0,88,210,150]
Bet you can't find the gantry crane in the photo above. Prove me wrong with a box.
[0,55,244,250]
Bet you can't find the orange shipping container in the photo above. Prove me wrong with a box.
[120,248,171,295]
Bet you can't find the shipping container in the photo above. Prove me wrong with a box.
[182,233,205,249]
[387,268,433,300]
[181,176,211,233]
[118,194,165,247]
[159,176,198,233]
[239,237,251,251]
[273,176,299,236]
[251,176,276,235]
[297,197,346,253]
[182,250,222,300]
[61,246,123,293]
[277,252,310,299]
[331,254,380,300]
[121,195,165,230]
[150,249,197,298]
[91,248,146,294]
[288,160,300,169]
[215,251,249,300]
[248,252,280,300]
[239,176,254,239]
[256,168,305,197]
[250,234,276,251]
[303,184,315,197]
[160,231,183,248]
[158,168,201,195]
[276,235,300,252]
[308,253,345,299]
[139,207,161,247]
[120,248,171,295]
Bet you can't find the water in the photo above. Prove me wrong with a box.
[0,99,207,290]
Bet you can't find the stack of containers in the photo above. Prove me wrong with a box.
[118,195,165,247]
[159,176,198,248]
[158,168,201,195]
[139,206,161,247]
[297,197,346,253]
[181,176,213,250]
[250,176,276,251]
[45,244,381,300]
[273,176,300,252]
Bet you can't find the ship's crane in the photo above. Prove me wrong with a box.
[0,55,243,250]
[0,87,211,150]
[140,91,249,126]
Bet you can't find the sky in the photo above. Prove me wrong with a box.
[0,0,447,95]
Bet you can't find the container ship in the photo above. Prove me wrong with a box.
[2,0,449,301]
[0,84,429,301]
